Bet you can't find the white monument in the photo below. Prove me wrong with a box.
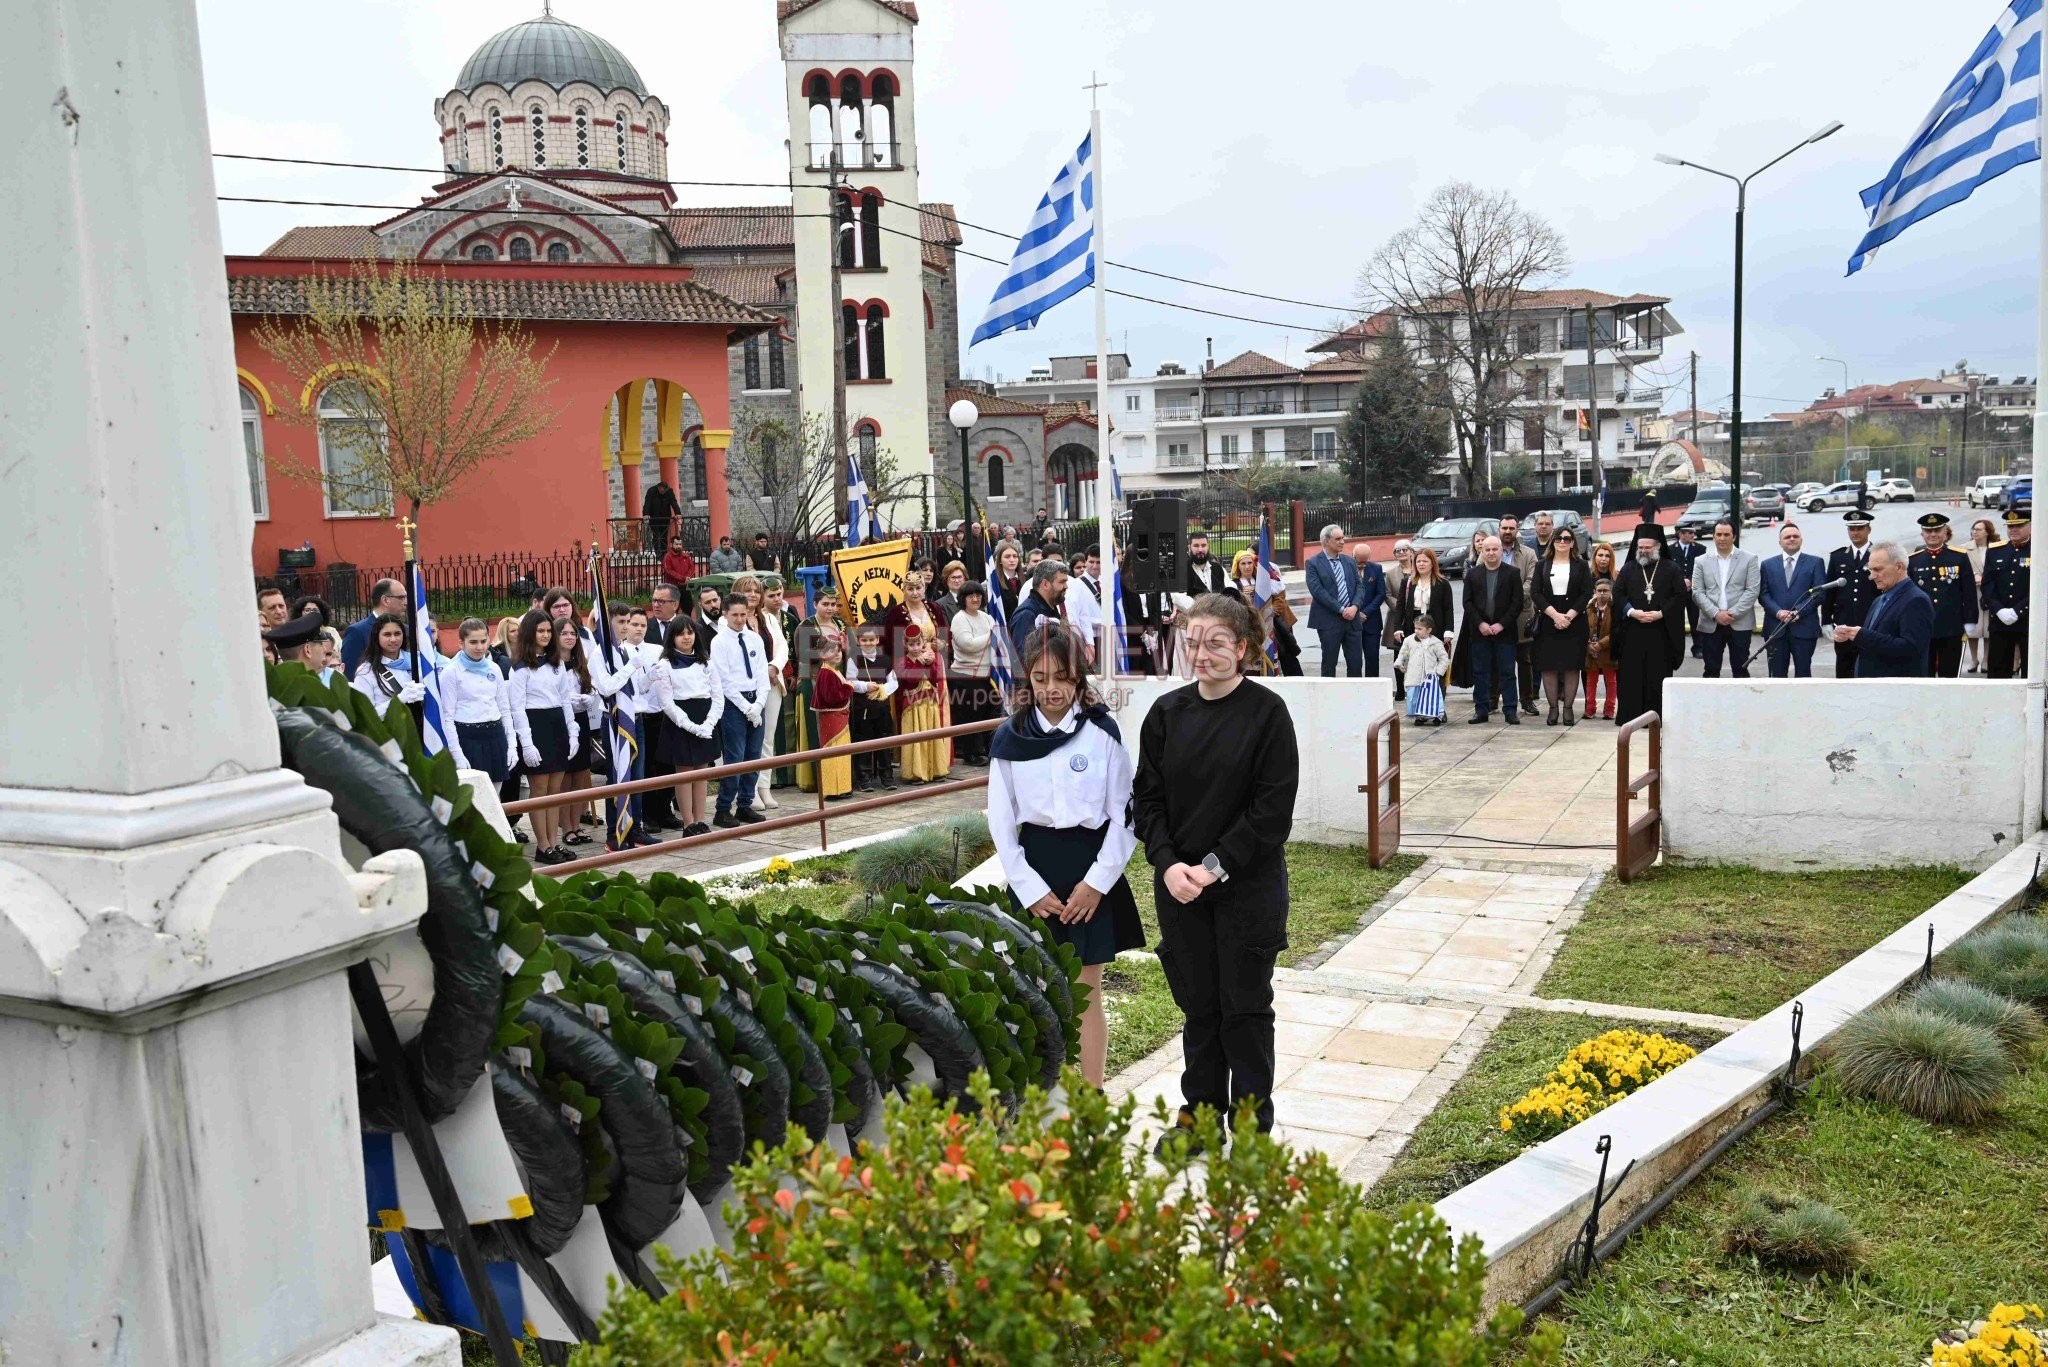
[1,0,457,1361]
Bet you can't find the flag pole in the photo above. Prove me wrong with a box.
[1090,86,1116,680]
[399,515,425,731]
[2026,148,2047,834]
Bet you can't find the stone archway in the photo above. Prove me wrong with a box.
[1047,443,1099,520]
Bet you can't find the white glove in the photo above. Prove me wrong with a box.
[398,681,427,704]
[566,728,582,758]
[850,679,872,694]
[1999,607,2020,626]
[521,743,542,769]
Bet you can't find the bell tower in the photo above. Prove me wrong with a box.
[780,0,933,503]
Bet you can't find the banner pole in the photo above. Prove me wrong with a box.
[2026,151,2047,833]
[1090,97,1116,680]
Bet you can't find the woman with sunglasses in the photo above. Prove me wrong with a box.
[1530,526,1595,725]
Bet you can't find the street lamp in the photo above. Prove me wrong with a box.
[1816,355,1851,481]
[1654,120,1843,515]
[948,397,980,567]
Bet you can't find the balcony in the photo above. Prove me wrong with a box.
[1161,447,1203,469]
[1555,383,1664,407]
[1203,395,1346,418]
[805,140,903,171]
[1156,402,1201,423]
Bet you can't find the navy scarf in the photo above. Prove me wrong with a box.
[989,702,1121,762]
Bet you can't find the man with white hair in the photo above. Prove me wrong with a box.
[1838,540,1933,678]
[1305,523,1381,677]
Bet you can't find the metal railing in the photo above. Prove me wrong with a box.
[1615,711,1662,882]
[1155,403,1201,422]
[501,717,1005,875]
[1360,708,1403,867]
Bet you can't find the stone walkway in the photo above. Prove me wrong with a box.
[1395,721,1635,861]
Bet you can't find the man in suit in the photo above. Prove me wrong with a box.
[1907,511,1975,677]
[1689,519,1760,678]
[1758,522,1828,678]
[1497,514,1540,712]
[340,577,407,675]
[1461,535,1526,724]
[1668,524,1707,653]
[1981,508,2032,679]
[1379,540,1412,698]
[1010,559,1069,657]
[1822,509,1880,678]
[1185,531,1231,598]
[1305,524,1368,677]
[1840,541,1933,678]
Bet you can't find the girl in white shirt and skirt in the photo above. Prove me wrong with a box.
[653,617,723,837]
[436,617,518,783]
[986,619,1143,1086]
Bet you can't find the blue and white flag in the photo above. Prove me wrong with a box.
[587,556,638,851]
[1254,515,1286,666]
[971,132,1096,346]
[1848,0,2042,275]
[984,545,1014,702]
[846,448,882,547]
[408,560,448,756]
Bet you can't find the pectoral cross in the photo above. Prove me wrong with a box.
[398,515,417,560]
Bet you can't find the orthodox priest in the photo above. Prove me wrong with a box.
[1612,523,1688,726]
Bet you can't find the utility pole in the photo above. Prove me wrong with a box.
[1585,302,1606,528]
[829,148,852,536]
[1689,350,1699,448]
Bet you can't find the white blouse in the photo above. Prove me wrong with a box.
[950,610,995,677]
[986,709,1137,908]
[1548,561,1571,595]
[507,663,581,750]
[435,657,511,724]
[350,653,433,705]
[655,660,725,738]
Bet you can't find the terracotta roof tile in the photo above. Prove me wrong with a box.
[1308,309,1397,353]
[778,0,918,22]
[686,264,790,307]
[1204,350,1296,380]
[946,387,1047,416]
[667,205,794,250]
[226,263,778,332]
[1042,400,1099,430]
[260,225,381,258]
[919,203,961,272]
[1304,351,1368,374]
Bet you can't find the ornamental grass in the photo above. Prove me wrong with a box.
[1908,978,2045,1059]
[1948,915,2048,1009]
[1720,1189,1866,1278]
[1497,1028,1696,1140]
[1932,1302,2048,1367]
[1830,1004,2014,1124]
[853,826,961,894]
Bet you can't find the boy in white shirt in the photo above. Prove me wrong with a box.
[708,593,770,827]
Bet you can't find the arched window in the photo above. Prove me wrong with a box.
[449,107,469,171]
[529,104,547,167]
[858,191,883,268]
[842,302,861,380]
[868,73,896,166]
[863,303,888,380]
[834,191,857,269]
[985,452,1005,499]
[743,335,762,390]
[488,106,504,168]
[857,421,879,465]
[546,240,570,262]
[616,108,630,172]
[508,237,533,261]
[806,74,833,168]
[316,380,390,517]
[767,333,787,389]
[240,385,269,519]
[837,73,864,167]
[469,242,496,261]
[574,106,590,167]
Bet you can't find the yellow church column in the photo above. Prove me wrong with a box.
[615,381,643,546]
[654,379,686,491]
[701,428,734,544]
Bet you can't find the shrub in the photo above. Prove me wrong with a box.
[1830,1004,2014,1124]
[939,809,996,866]
[1498,1029,1697,1140]
[1933,1303,2048,1366]
[852,826,959,892]
[1721,1190,1865,1277]
[1908,978,2045,1058]
[1948,916,2048,1007]
[585,1079,1564,1366]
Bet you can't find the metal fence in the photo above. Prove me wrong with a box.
[261,550,676,630]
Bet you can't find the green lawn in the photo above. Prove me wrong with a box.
[703,850,861,920]
[1364,1011,1725,1215]
[1537,864,1971,1020]
[1552,1065,2048,1363]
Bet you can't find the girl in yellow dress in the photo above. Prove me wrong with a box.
[892,627,952,782]
[808,635,855,799]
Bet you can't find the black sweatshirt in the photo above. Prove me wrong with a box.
[1133,679,1298,881]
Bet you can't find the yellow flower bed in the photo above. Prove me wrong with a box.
[1933,1304,2048,1367]
[762,856,796,886]
[1498,1028,1698,1139]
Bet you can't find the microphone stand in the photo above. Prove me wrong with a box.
[1740,580,1838,673]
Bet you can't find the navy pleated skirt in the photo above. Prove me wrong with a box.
[1008,822,1144,967]
[456,720,511,783]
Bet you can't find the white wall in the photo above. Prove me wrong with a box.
[1662,679,2029,870]
[1113,676,1396,847]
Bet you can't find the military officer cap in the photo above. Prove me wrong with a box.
[263,614,325,651]
[1917,511,1952,530]
[2005,507,2031,526]
[1843,509,1875,525]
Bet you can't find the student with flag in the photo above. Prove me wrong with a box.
[709,591,771,828]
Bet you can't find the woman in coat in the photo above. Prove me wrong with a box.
[1530,525,1595,725]
[1449,526,1490,691]
[1388,547,1456,683]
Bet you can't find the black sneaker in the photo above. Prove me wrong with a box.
[1503,713,1521,726]
[629,831,661,847]
[1151,1110,1218,1161]
[856,780,874,792]
[735,808,767,825]
[712,812,740,829]
[683,821,711,837]
[1468,714,1489,725]
[882,778,900,791]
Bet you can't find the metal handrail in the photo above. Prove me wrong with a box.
[504,716,1005,875]
[1614,711,1662,881]
[1360,707,1402,867]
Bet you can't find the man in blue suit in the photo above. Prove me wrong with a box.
[1305,523,1382,677]
[1758,522,1828,677]
[1839,541,1933,678]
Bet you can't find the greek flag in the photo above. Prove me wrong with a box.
[408,561,448,756]
[1254,515,1286,666]
[984,546,1014,701]
[587,556,638,851]
[970,132,1096,346]
[846,449,881,547]
[1848,0,2042,275]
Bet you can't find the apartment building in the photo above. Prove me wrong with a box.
[994,354,1205,497]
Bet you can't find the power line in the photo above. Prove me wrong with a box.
[211,150,1364,315]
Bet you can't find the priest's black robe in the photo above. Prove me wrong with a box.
[1612,555,1689,725]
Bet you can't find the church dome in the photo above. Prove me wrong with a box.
[455,15,647,95]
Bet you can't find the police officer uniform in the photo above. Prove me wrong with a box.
[1907,512,1977,678]
[1981,508,2033,679]
[1821,510,1880,679]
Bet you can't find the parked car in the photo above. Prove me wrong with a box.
[1800,481,1868,512]
[2005,476,2033,511]
[1763,482,1795,498]
[1878,477,1918,503]
[1516,509,1592,556]
[1410,516,1498,577]
[1789,482,1826,505]
[1676,487,1736,536]
[1967,475,2011,507]
[1742,486,1786,523]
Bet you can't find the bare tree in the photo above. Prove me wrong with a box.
[255,256,562,538]
[724,407,920,542]
[1359,183,1569,495]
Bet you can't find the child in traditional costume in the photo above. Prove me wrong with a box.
[808,635,856,800]
[893,626,951,782]
[846,621,898,791]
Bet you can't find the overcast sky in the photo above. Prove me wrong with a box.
[201,0,2040,417]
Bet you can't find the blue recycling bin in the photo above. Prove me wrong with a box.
[795,563,831,617]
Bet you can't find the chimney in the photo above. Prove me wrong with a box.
[1204,337,1213,373]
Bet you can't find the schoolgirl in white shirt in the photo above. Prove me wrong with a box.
[507,608,582,864]
[436,616,518,784]
[986,619,1142,1086]
[350,613,441,708]
[652,617,723,837]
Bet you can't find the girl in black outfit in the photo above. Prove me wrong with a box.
[1133,592,1299,1150]
[1530,526,1595,725]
